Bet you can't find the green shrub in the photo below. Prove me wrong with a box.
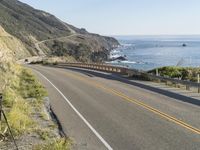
[149,66,200,82]
[35,129,51,141]
[19,69,47,99]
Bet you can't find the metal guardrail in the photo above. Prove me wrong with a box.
[57,63,200,93]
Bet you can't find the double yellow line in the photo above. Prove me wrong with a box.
[62,70,200,135]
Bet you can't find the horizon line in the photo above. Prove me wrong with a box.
[106,34,200,37]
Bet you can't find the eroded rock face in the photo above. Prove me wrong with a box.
[0,26,30,60]
[0,26,13,62]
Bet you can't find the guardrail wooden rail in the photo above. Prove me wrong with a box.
[57,63,200,93]
[58,63,127,74]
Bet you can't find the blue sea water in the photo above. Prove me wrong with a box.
[110,35,200,71]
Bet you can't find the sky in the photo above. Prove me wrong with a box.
[19,0,200,36]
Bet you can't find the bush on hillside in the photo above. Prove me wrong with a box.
[148,66,200,82]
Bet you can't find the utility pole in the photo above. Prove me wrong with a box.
[198,74,200,93]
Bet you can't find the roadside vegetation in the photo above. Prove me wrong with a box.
[0,62,71,149]
[29,56,76,66]
[149,66,200,82]
[33,138,71,150]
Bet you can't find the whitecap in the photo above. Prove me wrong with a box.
[120,60,136,64]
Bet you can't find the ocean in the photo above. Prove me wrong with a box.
[108,35,200,71]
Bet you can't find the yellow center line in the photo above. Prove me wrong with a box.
[60,69,200,135]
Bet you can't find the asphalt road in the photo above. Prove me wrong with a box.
[30,65,200,150]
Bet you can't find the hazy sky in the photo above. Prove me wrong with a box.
[19,0,200,35]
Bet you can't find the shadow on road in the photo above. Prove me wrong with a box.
[51,65,200,107]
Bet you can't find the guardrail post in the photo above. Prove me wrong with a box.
[198,85,200,93]
[155,69,161,82]
[175,83,178,88]
[186,85,190,91]
[156,68,159,76]
[197,74,200,93]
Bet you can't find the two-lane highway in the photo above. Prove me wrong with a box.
[30,65,200,150]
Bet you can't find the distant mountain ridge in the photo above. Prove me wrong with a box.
[0,0,119,61]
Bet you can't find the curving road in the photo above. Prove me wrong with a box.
[30,65,200,150]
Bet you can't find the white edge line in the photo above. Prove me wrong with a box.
[33,69,113,150]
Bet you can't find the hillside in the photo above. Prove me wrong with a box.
[0,25,29,62]
[0,0,119,61]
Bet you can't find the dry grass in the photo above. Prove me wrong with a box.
[0,64,47,137]
[33,138,72,150]
[0,26,30,60]
[0,63,72,149]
